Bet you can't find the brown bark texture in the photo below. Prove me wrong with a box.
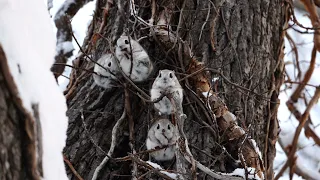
[63,0,286,179]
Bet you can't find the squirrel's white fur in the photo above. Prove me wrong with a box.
[115,35,153,82]
[150,69,183,115]
[93,54,119,88]
[146,119,177,161]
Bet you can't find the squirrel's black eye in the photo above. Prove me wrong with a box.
[158,72,162,78]
[167,125,170,130]
[169,73,173,78]
[107,62,112,67]
[157,124,160,129]
[124,40,129,44]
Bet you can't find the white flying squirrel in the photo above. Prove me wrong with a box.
[93,53,119,89]
[150,69,183,115]
[115,35,153,82]
[146,119,177,161]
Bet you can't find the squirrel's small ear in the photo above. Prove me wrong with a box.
[172,70,175,73]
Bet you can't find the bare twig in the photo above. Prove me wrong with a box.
[285,80,318,88]
[198,3,211,41]
[63,155,84,180]
[290,46,317,102]
[111,50,150,99]
[80,111,107,155]
[286,96,320,146]
[275,87,320,180]
[170,86,242,180]
[206,68,277,103]
[128,154,175,180]
[124,84,138,179]
[285,32,301,80]
[53,63,108,78]
[91,109,126,180]
[277,139,320,180]
[299,0,320,51]
[96,0,114,37]
[71,33,112,75]
[136,92,166,103]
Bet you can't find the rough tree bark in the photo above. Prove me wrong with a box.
[0,45,42,180]
[63,0,286,179]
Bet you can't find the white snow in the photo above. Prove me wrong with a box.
[49,0,96,91]
[250,139,262,159]
[56,41,74,54]
[222,167,263,180]
[53,0,76,20]
[0,0,68,179]
[202,91,213,98]
[146,161,178,179]
[147,161,163,169]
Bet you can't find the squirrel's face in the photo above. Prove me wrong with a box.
[116,36,134,53]
[155,69,178,87]
[105,58,117,71]
[154,119,174,139]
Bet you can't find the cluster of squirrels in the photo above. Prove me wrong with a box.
[93,35,153,87]
[93,35,182,163]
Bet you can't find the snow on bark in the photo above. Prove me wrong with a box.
[0,0,68,179]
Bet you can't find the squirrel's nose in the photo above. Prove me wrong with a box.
[162,129,165,133]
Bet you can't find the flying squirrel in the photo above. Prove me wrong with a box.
[93,53,119,89]
[146,119,177,161]
[150,69,183,115]
[115,35,153,82]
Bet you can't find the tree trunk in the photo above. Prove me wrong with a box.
[0,46,42,180]
[63,0,286,179]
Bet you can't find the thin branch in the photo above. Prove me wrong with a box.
[80,111,107,155]
[285,32,301,80]
[102,0,114,32]
[275,87,320,180]
[91,109,126,180]
[124,84,138,180]
[71,33,112,75]
[299,0,320,51]
[286,95,320,146]
[128,154,175,180]
[63,155,84,180]
[170,86,242,180]
[290,46,317,102]
[276,138,320,180]
[284,80,319,88]
[181,148,243,180]
[198,3,211,41]
[136,92,166,103]
[206,68,277,103]
[53,63,108,78]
